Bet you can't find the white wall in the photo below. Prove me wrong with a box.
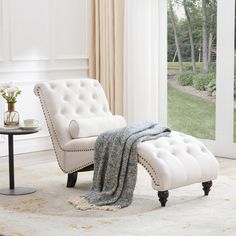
[0,0,89,156]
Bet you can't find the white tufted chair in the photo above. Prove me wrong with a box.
[34,78,218,207]
[34,79,111,186]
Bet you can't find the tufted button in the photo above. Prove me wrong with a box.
[76,107,82,114]
[50,83,56,89]
[80,82,85,87]
[61,108,67,115]
[175,147,181,155]
[64,95,69,101]
[169,140,175,145]
[90,106,97,113]
[170,148,176,154]
[66,82,72,88]
[186,148,191,154]
[92,93,98,99]
[171,149,177,155]
[201,146,206,152]
[78,95,84,100]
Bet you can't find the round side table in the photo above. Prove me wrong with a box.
[0,127,40,195]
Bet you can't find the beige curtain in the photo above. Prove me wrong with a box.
[89,0,125,115]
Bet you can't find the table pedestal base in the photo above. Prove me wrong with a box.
[0,187,36,196]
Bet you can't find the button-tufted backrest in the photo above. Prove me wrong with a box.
[34,79,112,147]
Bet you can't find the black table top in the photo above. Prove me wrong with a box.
[0,127,40,135]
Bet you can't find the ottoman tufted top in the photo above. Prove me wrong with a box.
[137,131,219,191]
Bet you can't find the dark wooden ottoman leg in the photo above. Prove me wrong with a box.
[67,172,78,188]
[202,181,213,196]
[158,191,169,207]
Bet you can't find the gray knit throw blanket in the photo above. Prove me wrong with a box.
[76,122,171,209]
[69,122,171,210]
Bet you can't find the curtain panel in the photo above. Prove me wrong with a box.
[89,0,125,115]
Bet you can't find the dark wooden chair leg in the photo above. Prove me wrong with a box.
[158,191,169,207]
[67,172,78,188]
[202,181,212,196]
[66,165,94,188]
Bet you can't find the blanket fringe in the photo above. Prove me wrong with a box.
[68,197,121,211]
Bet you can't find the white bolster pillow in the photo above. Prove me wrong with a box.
[69,115,127,139]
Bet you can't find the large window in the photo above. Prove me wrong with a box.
[167,0,217,140]
[159,0,236,158]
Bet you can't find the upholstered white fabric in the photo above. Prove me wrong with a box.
[34,78,112,173]
[69,116,126,138]
[34,79,111,147]
[137,131,219,191]
[34,78,218,192]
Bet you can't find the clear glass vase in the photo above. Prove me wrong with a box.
[4,103,19,127]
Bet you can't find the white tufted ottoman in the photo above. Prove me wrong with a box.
[137,131,219,206]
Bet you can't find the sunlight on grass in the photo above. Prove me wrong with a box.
[168,85,215,140]
[168,86,236,141]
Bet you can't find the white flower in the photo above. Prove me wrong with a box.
[6,87,19,97]
[0,82,13,90]
[0,82,21,103]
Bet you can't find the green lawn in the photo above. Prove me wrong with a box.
[168,85,236,141]
[168,62,204,72]
[167,62,216,73]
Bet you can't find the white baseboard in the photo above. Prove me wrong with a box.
[0,136,53,157]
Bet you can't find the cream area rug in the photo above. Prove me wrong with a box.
[0,152,235,236]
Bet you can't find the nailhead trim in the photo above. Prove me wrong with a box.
[36,87,161,184]
[69,161,94,174]
[37,88,95,173]
[66,148,94,152]
[138,154,160,187]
